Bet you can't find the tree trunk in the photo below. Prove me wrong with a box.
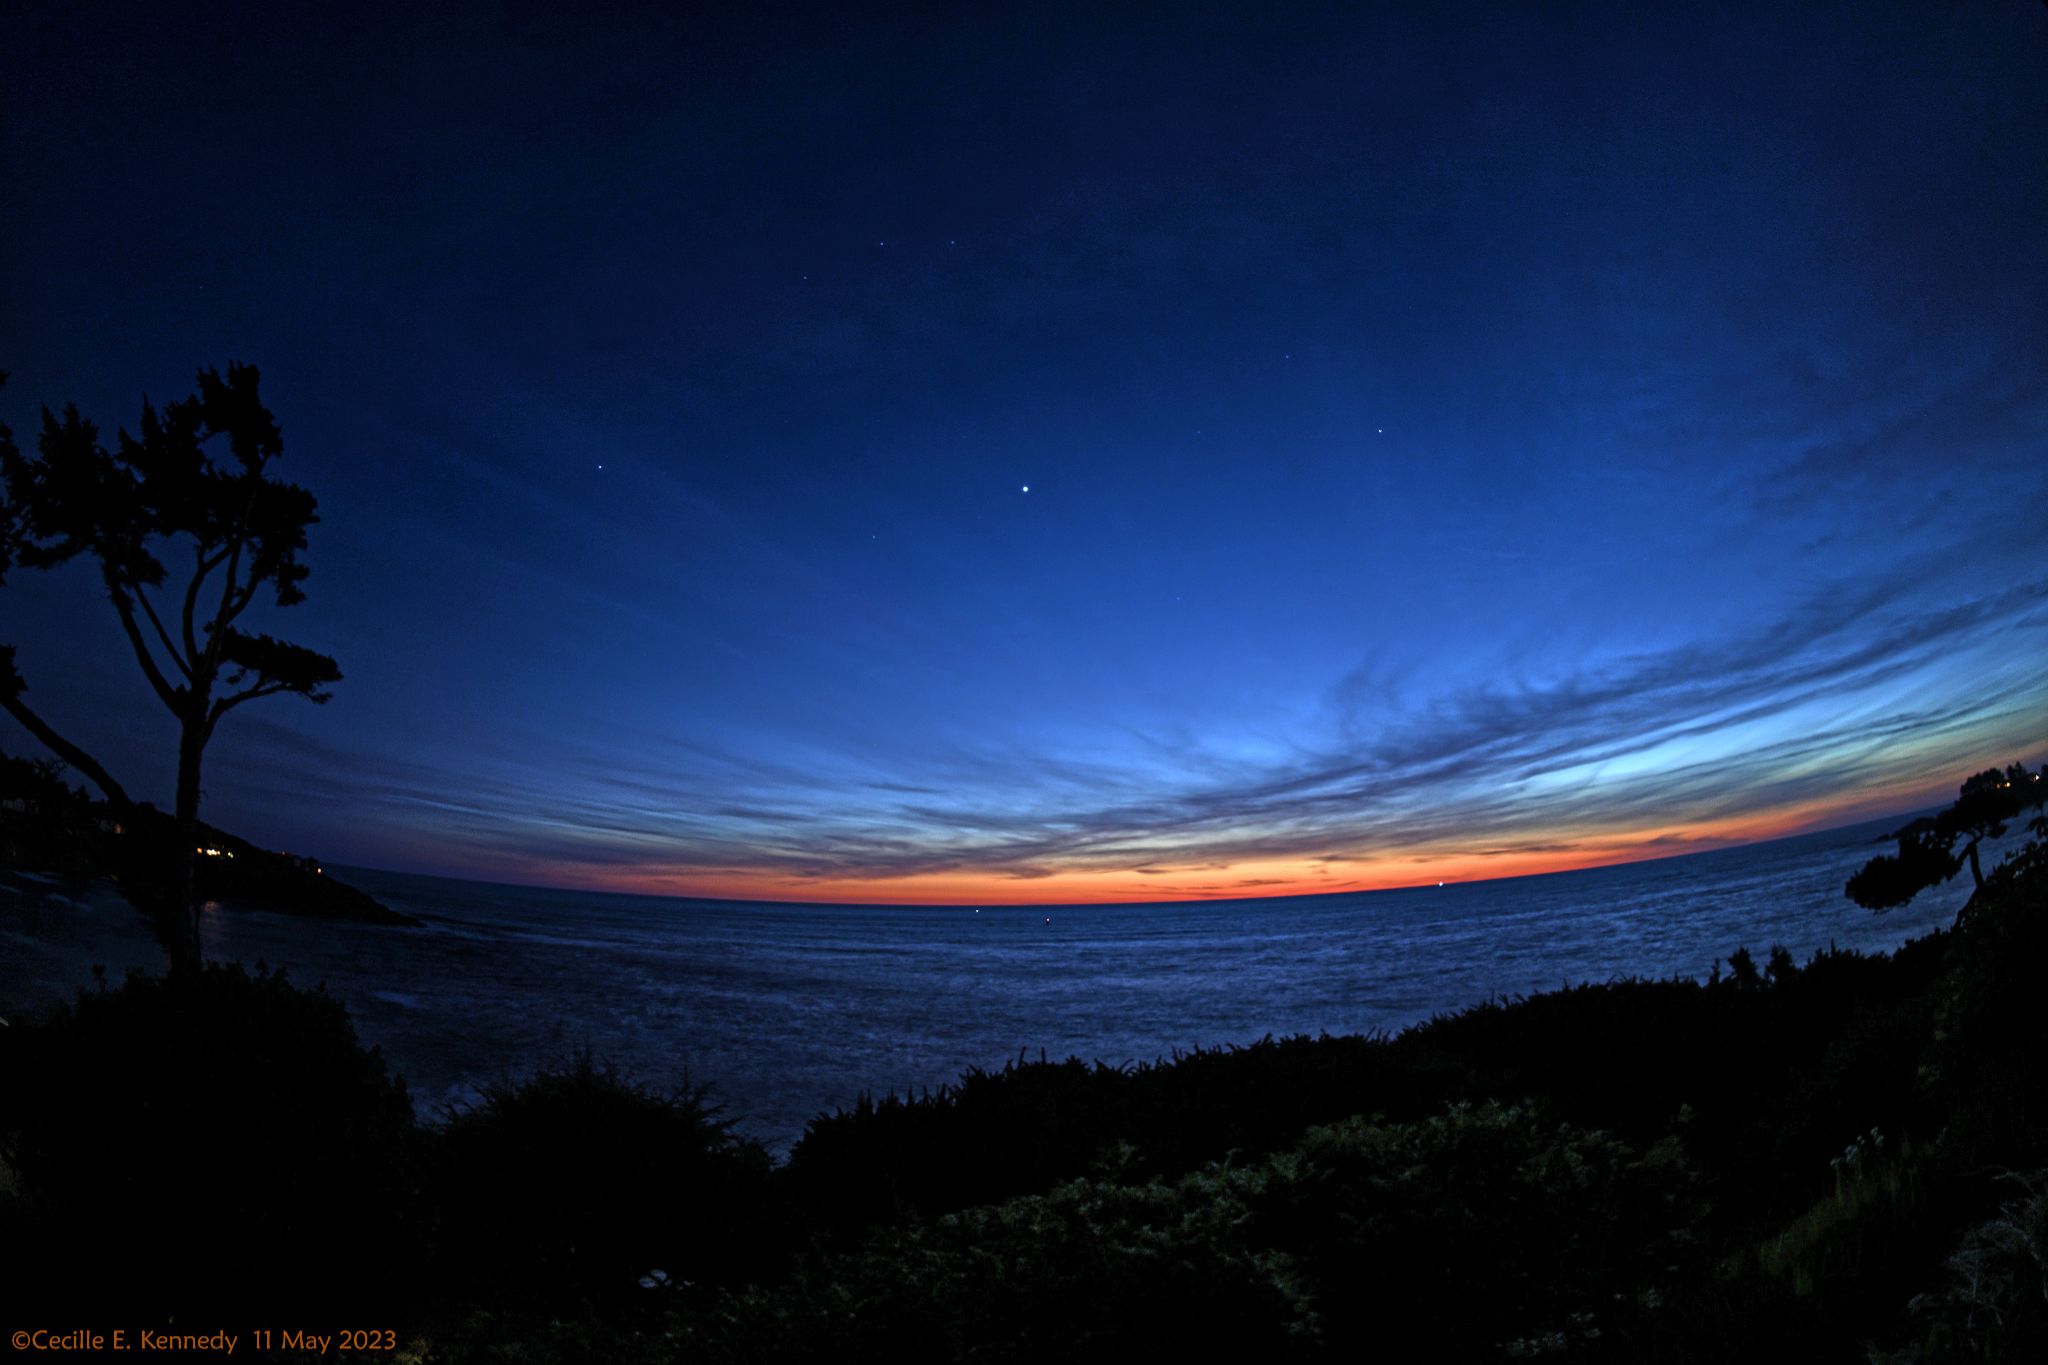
[1951,840,1990,932]
[168,714,207,972]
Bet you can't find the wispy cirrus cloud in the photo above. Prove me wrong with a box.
[198,567,2048,898]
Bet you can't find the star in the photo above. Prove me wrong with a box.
[1022,485,1030,492]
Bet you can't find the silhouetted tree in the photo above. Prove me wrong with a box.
[0,364,339,967]
[1847,762,2047,928]
[0,381,138,810]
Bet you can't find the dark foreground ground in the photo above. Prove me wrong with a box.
[2,839,2044,1363]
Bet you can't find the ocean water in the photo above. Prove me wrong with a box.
[0,816,1985,1150]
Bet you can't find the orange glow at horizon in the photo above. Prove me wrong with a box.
[502,769,1971,907]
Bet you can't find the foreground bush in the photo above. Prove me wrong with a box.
[0,963,422,1317]
[434,1054,783,1308]
[1919,839,2048,1163]
[1876,1169,2048,1364]
[685,1171,1310,1365]
[785,940,1950,1249]
[1868,839,2048,1364]
[441,1102,1696,1365]
[1249,1102,1702,1358]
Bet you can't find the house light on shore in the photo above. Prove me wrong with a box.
[196,846,234,859]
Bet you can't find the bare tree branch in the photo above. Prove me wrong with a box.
[108,583,184,710]
[206,679,291,730]
[0,689,134,811]
[134,583,192,681]
[203,478,263,675]
[182,544,228,663]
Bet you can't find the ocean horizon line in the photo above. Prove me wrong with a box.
[334,805,1925,915]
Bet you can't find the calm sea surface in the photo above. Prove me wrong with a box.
[0,817,1984,1150]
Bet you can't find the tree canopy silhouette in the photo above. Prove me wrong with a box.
[0,364,340,967]
[1846,761,2047,928]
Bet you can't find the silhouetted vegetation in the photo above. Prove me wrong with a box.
[2,784,2045,1361]
[1,365,341,966]
[0,963,424,1321]
[1848,761,2046,926]
[435,1054,785,1309]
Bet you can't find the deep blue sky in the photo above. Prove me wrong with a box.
[5,0,2045,901]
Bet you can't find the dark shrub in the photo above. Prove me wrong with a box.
[784,1034,1467,1243]
[432,1054,781,1307]
[670,1102,1699,1365]
[0,963,422,1317]
[784,944,1955,1254]
[1245,1101,1703,1360]
[1876,1168,2048,1364]
[1922,840,2048,1162]
[674,1169,1311,1365]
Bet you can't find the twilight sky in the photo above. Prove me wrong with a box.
[4,0,2045,903]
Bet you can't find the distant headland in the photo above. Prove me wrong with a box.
[0,748,417,927]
